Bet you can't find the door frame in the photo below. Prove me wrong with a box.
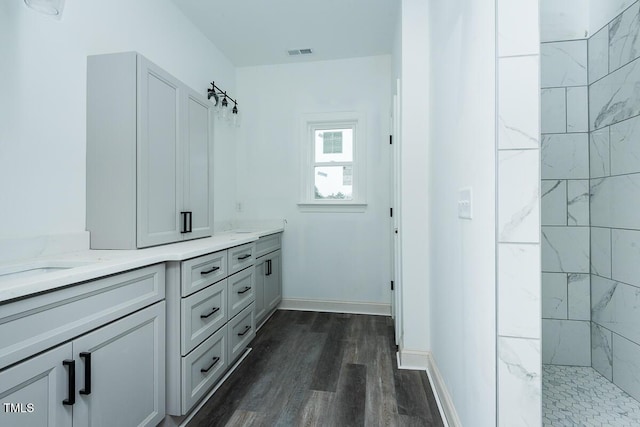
[391,78,403,348]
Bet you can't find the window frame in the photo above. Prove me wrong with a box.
[298,112,367,212]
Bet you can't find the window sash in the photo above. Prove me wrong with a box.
[313,161,353,167]
[300,112,365,210]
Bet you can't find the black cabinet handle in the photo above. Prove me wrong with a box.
[62,360,75,406]
[200,356,220,373]
[79,352,91,395]
[201,266,220,275]
[238,254,251,260]
[237,325,251,336]
[266,259,272,276]
[181,211,193,233]
[237,286,251,294]
[181,212,188,234]
[200,307,220,319]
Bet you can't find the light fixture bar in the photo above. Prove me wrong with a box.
[207,82,239,114]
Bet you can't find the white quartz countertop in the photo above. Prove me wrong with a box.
[0,227,283,304]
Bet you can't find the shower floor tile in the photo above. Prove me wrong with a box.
[543,365,640,426]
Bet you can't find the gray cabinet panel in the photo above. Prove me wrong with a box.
[0,343,73,427]
[137,57,182,248]
[86,52,137,250]
[184,90,214,239]
[264,250,282,312]
[73,302,165,427]
[254,234,282,326]
[254,259,266,323]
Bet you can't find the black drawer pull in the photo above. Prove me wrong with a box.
[238,254,251,260]
[237,286,251,294]
[79,352,91,395]
[200,356,220,373]
[201,266,220,275]
[62,359,75,406]
[200,307,220,319]
[237,325,251,336]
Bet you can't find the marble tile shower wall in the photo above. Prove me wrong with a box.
[588,0,640,403]
[541,38,592,367]
[496,0,541,425]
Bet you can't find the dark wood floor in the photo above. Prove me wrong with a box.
[187,310,444,427]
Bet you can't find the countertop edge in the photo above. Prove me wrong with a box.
[0,228,283,304]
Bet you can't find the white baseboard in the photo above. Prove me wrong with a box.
[278,298,391,316]
[397,349,430,370]
[425,352,462,427]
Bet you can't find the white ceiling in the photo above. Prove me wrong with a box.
[172,0,399,67]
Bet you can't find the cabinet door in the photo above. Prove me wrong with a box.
[254,258,266,324]
[0,343,73,427]
[183,89,214,240]
[264,250,282,311]
[73,302,165,427]
[137,56,182,248]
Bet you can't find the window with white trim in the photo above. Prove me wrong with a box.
[299,112,366,212]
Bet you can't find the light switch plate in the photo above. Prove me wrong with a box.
[458,187,472,219]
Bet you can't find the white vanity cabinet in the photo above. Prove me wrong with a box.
[166,245,257,417]
[0,264,166,427]
[86,51,214,249]
[0,343,73,427]
[254,233,283,327]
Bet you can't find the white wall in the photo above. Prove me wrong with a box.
[427,0,497,425]
[235,56,392,307]
[0,0,237,240]
[398,0,431,355]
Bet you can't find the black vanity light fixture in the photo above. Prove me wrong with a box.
[207,82,239,123]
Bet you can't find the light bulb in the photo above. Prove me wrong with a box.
[24,0,65,17]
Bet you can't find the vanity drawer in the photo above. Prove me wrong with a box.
[181,250,227,297]
[228,243,254,275]
[181,325,227,412]
[254,233,281,259]
[228,303,255,363]
[0,264,164,369]
[228,267,255,319]
[181,279,227,355]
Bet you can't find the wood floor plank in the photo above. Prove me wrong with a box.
[309,316,350,392]
[364,335,398,426]
[222,410,262,427]
[332,363,367,427]
[293,310,316,325]
[310,311,333,332]
[396,413,435,426]
[186,311,444,427]
[294,390,335,427]
[264,332,326,426]
[240,327,320,413]
[394,369,444,426]
[420,371,445,427]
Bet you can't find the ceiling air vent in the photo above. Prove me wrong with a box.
[287,48,313,56]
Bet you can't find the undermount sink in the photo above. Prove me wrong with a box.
[0,260,93,283]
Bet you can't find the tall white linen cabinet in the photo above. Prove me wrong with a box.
[86,52,214,249]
